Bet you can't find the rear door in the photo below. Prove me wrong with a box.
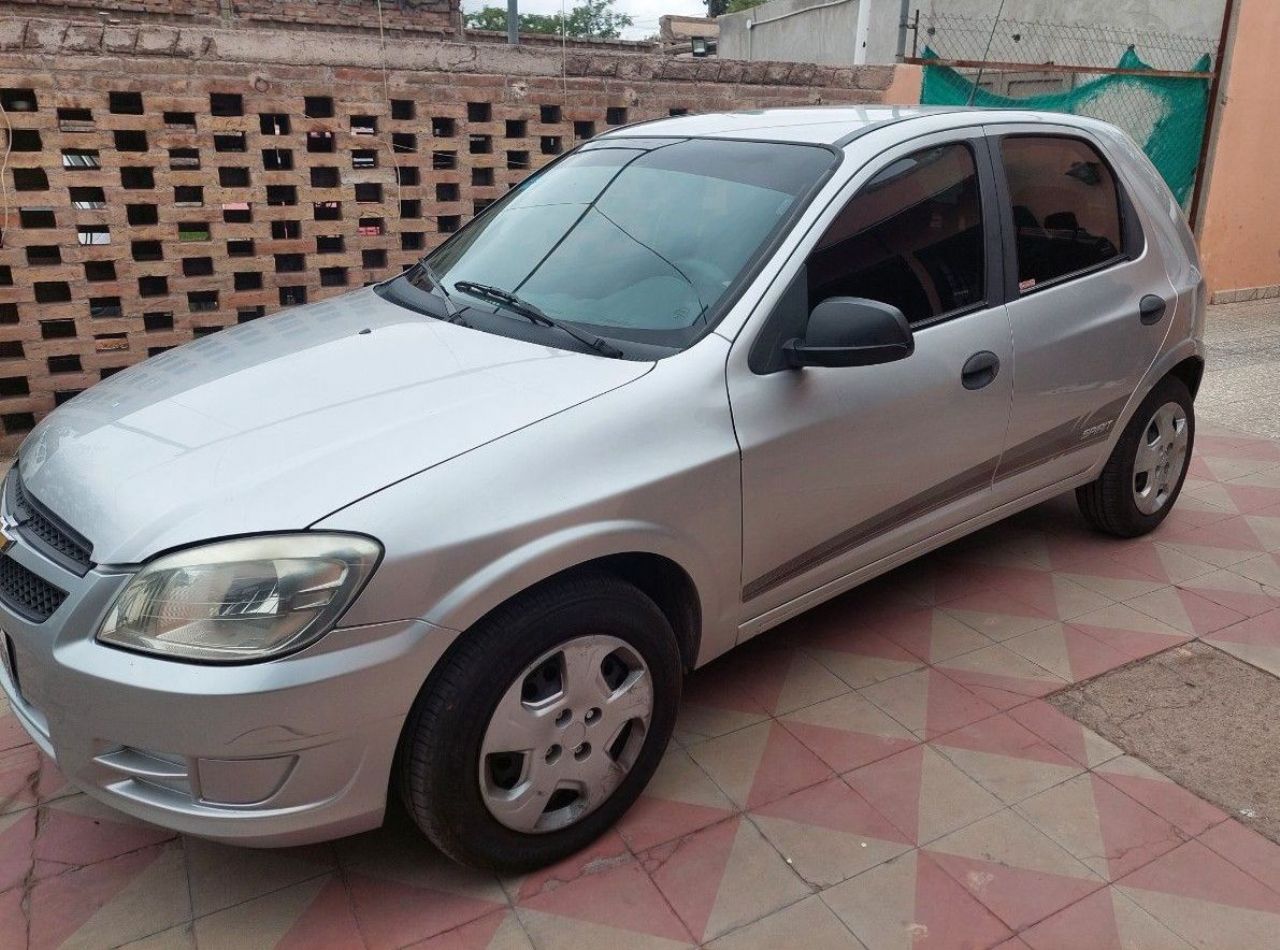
[987,125,1175,492]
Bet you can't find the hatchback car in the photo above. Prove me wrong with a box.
[0,106,1203,870]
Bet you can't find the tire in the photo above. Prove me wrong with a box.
[397,571,682,871]
[1076,375,1195,538]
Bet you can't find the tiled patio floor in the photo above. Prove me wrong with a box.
[5,419,1280,949]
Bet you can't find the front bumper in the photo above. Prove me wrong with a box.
[0,536,455,847]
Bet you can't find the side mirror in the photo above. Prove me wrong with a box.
[783,297,914,369]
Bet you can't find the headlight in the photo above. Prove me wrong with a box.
[96,533,382,663]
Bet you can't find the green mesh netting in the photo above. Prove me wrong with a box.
[920,46,1211,206]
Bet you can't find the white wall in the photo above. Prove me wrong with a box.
[718,0,867,66]
[919,0,1223,40]
[916,0,1225,70]
[718,0,1223,67]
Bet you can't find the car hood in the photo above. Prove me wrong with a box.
[17,288,651,565]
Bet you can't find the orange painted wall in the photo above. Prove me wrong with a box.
[1198,0,1280,294]
[885,64,924,106]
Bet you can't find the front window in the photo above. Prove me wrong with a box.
[807,142,986,328]
[381,137,836,353]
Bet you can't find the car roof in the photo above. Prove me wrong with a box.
[603,105,1103,146]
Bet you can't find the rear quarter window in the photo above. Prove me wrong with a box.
[1000,135,1124,293]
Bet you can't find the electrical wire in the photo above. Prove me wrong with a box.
[969,0,1009,106]
[0,99,12,248]
[374,0,404,227]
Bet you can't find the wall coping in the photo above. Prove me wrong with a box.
[0,15,897,90]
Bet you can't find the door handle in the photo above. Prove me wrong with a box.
[1139,294,1167,326]
[961,351,1000,390]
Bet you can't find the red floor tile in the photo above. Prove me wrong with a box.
[1118,840,1280,915]
[1197,819,1280,896]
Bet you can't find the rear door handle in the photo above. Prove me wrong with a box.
[961,351,1000,390]
[1139,294,1167,326]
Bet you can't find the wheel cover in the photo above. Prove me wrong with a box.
[478,635,653,834]
[1132,400,1189,516]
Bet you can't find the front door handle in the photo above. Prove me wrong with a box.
[961,351,1000,390]
[1139,294,1168,326]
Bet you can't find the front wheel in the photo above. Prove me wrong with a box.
[397,572,682,871]
[1076,375,1194,538]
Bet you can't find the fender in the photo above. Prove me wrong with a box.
[1083,332,1206,482]
[424,519,732,670]
[419,519,733,668]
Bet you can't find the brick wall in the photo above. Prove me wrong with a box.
[0,14,908,450]
[231,0,455,35]
[4,0,458,34]
[3,0,224,23]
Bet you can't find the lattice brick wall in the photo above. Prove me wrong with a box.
[0,17,899,450]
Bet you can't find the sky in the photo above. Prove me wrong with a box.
[461,0,709,40]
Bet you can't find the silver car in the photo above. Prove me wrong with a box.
[0,107,1203,870]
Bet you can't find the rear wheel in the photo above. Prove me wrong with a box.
[1076,376,1194,537]
[397,572,681,871]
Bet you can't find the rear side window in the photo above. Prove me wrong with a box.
[1000,136,1123,293]
[807,142,985,327]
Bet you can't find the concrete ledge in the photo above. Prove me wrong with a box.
[3,14,902,92]
[1211,284,1280,304]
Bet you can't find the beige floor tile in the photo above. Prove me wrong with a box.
[193,877,337,950]
[942,605,1058,642]
[117,924,197,950]
[1020,886,1194,949]
[769,650,853,715]
[1016,773,1185,881]
[803,647,922,690]
[936,643,1063,683]
[1116,886,1280,950]
[928,808,1102,884]
[1060,568,1169,603]
[647,816,810,944]
[1229,552,1280,587]
[846,745,1003,846]
[184,836,334,918]
[39,842,193,950]
[686,720,831,810]
[675,703,770,746]
[517,908,694,950]
[751,779,911,888]
[821,850,1012,950]
[781,690,916,742]
[934,744,1080,806]
[1069,602,1189,638]
[706,895,863,950]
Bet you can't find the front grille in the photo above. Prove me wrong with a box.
[0,554,68,623]
[5,469,94,575]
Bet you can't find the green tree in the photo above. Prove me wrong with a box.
[463,5,514,30]
[464,0,633,39]
[704,0,728,16]
[563,0,634,38]
[724,0,766,11]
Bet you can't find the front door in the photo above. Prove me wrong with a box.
[728,129,1014,620]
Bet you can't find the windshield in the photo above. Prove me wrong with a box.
[383,137,836,353]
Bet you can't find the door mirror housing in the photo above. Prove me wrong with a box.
[783,297,914,369]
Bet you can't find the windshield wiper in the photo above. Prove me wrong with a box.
[454,280,625,359]
[407,261,469,326]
